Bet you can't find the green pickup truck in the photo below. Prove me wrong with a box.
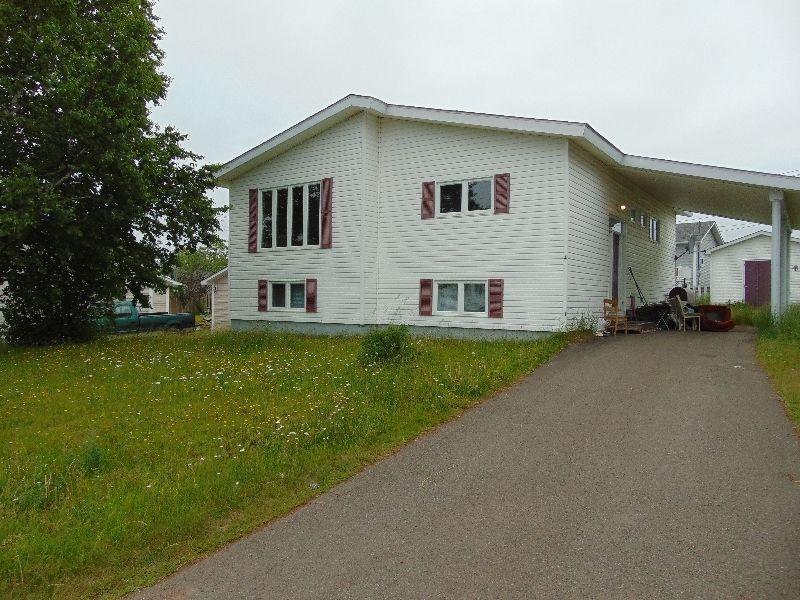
[107,300,194,333]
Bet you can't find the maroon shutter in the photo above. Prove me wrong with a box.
[419,279,433,316]
[321,178,333,248]
[306,278,317,313]
[421,181,435,219]
[248,189,259,252]
[488,278,504,318]
[494,174,510,214]
[257,279,268,312]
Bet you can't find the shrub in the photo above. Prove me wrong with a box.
[565,312,600,334]
[360,325,415,364]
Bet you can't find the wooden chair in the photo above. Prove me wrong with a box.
[603,298,628,335]
[669,297,701,331]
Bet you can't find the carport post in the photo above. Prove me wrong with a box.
[770,190,786,317]
[781,224,791,310]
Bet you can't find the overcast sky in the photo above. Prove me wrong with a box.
[150,0,800,241]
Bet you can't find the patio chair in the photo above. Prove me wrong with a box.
[603,298,628,335]
[669,297,700,332]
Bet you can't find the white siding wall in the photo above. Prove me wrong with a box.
[376,119,568,331]
[211,272,230,329]
[567,144,676,320]
[125,288,168,312]
[710,236,800,304]
[228,114,374,325]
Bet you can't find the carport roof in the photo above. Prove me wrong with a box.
[215,95,800,226]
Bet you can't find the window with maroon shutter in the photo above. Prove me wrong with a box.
[305,278,317,313]
[421,181,435,219]
[321,178,333,248]
[488,278,504,318]
[257,279,268,312]
[248,189,259,252]
[419,279,433,316]
[494,174,510,214]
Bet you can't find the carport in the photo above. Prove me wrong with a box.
[575,142,800,316]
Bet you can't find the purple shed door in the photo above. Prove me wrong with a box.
[744,260,771,306]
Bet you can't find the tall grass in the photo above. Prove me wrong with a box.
[0,329,578,598]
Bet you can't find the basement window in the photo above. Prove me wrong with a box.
[270,281,305,310]
[434,281,487,314]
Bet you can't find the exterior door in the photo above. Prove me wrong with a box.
[744,260,771,305]
[611,231,621,299]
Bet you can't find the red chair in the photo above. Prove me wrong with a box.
[698,305,735,332]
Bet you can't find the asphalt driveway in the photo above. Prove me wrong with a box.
[133,329,800,599]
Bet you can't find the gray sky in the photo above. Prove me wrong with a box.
[150,0,800,241]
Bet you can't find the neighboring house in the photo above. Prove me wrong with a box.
[214,95,800,335]
[708,231,800,306]
[674,221,723,295]
[201,267,230,330]
[124,276,184,313]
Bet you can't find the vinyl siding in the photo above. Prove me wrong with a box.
[228,113,372,324]
[710,236,800,304]
[125,288,168,313]
[211,272,230,329]
[567,143,676,320]
[376,118,568,331]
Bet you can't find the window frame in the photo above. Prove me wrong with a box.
[432,280,489,316]
[435,177,495,216]
[268,280,306,311]
[649,217,660,243]
[258,181,322,251]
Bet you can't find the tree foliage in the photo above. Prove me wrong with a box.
[172,241,227,314]
[0,0,222,345]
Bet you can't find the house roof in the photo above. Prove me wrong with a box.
[675,221,723,246]
[215,94,800,226]
[201,267,228,286]
[162,275,183,288]
[707,231,800,253]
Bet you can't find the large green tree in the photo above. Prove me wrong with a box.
[0,0,221,345]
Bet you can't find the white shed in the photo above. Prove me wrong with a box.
[125,275,184,313]
[202,267,230,330]
[708,232,800,305]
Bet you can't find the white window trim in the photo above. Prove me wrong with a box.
[435,177,494,216]
[432,280,489,316]
[269,280,306,311]
[649,217,660,243]
[259,181,322,251]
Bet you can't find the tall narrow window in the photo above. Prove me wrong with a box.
[307,183,320,245]
[276,188,288,247]
[291,186,304,246]
[261,190,272,248]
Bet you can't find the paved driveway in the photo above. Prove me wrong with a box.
[133,330,800,599]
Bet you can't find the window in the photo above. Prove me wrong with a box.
[270,281,305,310]
[307,183,320,245]
[276,188,288,247]
[639,213,647,228]
[438,178,493,214]
[649,217,660,242]
[114,304,132,317]
[434,281,487,314]
[260,182,322,249]
[629,207,638,224]
[261,191,272,248]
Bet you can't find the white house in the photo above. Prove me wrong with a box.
[215,95,800,334]
[674,221,723,296]
[708,231,800,306]
[124,276,183,313]
[201,267,230,330]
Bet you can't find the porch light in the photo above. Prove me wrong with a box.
[619,204,627,211]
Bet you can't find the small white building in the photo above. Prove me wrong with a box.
[674,221,723,296]
[708,232,800,306]
[202,267,230,329]
[214,95,800,334]
[125,276,184,313]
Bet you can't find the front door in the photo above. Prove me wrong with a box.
[611,231,621,300]
[744,260,771,305]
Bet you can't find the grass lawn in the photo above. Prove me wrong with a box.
[731,303,800,429]
[0,329,577,598]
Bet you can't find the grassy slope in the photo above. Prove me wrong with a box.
[731,303,800,428]
[0,330,576,598]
